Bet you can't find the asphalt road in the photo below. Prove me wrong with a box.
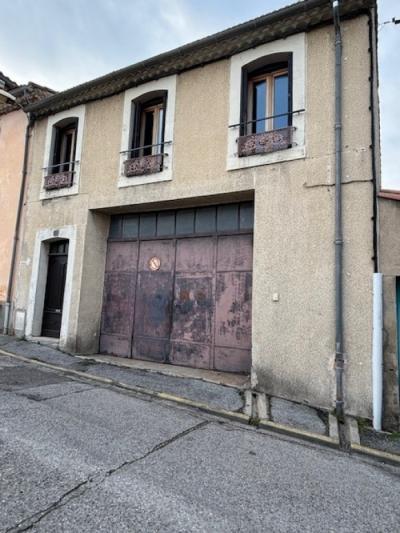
[1,353,399,533]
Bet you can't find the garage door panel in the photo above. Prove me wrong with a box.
[133,337,170,362]
[170,342,211,369]
[134,272,174,338]
[214,347,251,373]
[176,238,214,273]
[101,272,136,337]
[215,272,252,349]
[138,240,175,271]
[171,276,213,344]
[105,241,138,272]
[217,234,253,272]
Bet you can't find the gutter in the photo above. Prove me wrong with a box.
[333,0,345,421]
[3,114,33,334]
[368,4,383,431]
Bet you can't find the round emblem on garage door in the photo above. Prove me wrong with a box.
[148,256,161,271]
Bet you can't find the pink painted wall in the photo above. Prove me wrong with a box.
[0,109,27,301]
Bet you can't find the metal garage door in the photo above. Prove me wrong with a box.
[100,202,253,373]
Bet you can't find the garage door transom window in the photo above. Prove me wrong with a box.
[109,202,254,241]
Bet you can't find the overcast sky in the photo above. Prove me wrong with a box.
[0,0,398,189]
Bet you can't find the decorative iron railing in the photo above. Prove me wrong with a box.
[120,142,171,177]
[229,109,304,157]
[42,161,79,190]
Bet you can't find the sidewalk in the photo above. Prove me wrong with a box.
[1,335,399,465]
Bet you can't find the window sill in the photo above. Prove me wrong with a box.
[117,171,172,189]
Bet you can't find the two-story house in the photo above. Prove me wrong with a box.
[12,0,393,426]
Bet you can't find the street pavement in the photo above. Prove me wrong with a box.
[1,352,400,532]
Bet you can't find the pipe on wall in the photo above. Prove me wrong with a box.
[372,273,383,431]
[332,0,344,420]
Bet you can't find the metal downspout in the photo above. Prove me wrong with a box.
[3,114,33,335]
[333,0,344,421]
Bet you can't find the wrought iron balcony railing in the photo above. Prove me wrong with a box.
[229,109,305,158]
[42,161,79,190]
[121,142,172,178]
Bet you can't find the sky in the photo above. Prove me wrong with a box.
[0,0,398,189]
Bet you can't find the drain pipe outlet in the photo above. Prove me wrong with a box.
[372,273,383,431]
[333,0,344,420]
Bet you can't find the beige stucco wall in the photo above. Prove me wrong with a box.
[15,15,376,417]
[0,109,27,302]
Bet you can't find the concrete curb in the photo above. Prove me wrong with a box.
[3,347,400,464]
[350,443,400,467]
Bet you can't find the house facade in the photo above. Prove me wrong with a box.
[0,73,54,331]
[12,0,390,423]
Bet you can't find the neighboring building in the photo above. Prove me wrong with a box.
[378,190,400,430]
[0,73,54,330]
[12,0,393,425]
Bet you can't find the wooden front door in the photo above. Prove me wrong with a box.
[42,241,69,338]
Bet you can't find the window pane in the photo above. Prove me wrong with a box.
[123,215,139,239]
[143,111,154,155]
[176,210,195,235]
[217,204,239,232]
[139,213,156,238]
[109,217,122,239]
[157,108,165,152]
[240,203,254,230]
[157,211,175,236]
[274,74,289,129]
[253,80,267,133]
[195,207,216,234]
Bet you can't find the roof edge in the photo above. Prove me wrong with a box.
[27,0,376,118]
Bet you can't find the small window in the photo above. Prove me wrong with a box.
[131,93,167,158]
[51,118,78,173]
[247,67,289,135]
[238,54,293,158]
[139,213,157,238]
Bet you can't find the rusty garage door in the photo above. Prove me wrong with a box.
[100,202,253,373]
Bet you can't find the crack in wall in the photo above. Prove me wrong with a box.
[5,420,209,532]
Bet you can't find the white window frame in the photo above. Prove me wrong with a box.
[119,75,176,188]
[227,32,306,171]
[41,105,85,200]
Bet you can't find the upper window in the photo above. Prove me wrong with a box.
[237,54,293,158]
[119,75,177,188]
[247,67,289,135]
[41,104,85,199]
[51,118,78,173]
[43,117,79,191]
[123,91,167,178]
[132,95,166,158]
[227,35,305,170]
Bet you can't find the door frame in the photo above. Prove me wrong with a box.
[26,225,77,346]
[41,240,69,338]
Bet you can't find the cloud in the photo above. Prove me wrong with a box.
[0,0,398,188]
